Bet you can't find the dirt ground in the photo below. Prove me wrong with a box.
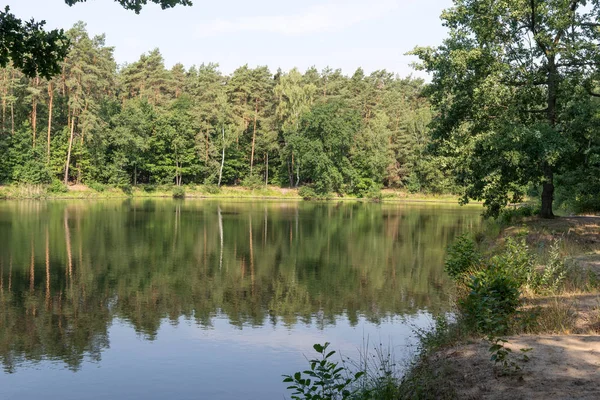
[434,335,600,400]
[430,216,600,399]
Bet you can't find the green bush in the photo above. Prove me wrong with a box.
[119,183,133,195]
[241,174,263,190]
[404,172,421,193]
[489,237,534,287]
[202,184,221,194]
[172,186,185,199]
[498,204,539,224]
[444,234,481,281]
[299,186,318,200]
[47,179,68,194]
[88,182,106,192]
[13,160,52,185]
[460,267,521,335]
[283,342,364,400]
[530,239,569,294]
[143,184,157,193]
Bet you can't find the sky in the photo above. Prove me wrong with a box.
[6,0,453,77]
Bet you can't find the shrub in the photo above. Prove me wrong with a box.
[172,186,185,199]
[444,234,481,281]
[283,342,364,400]
[202,184,221,195]
[299,186,318,200]
[13,160,52,185]
[143,184,157,193]
[299,185,331,201]
[241,174,263,190]
[460,267,521,335]
[489,237,534,287]
[119,183,133,195]
[498,204,539,224]
[352,178,380,198]
[530,239,569,294]
[47,179,68,194]
[88,182,106,192]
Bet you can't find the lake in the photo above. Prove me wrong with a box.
[0,199,481,399]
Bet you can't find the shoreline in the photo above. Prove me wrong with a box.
[398,215,600,399]
[0,184,476,204]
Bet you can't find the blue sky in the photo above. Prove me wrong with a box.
[7,0,452,76]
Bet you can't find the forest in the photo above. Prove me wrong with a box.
[1,0,600,218]
[0,22,444,199]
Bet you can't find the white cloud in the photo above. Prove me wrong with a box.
[195,0,400,37]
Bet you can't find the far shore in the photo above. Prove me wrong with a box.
[0,184,480,205]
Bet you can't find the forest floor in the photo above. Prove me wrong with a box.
[410,216,600,400]
[0,183,467,203]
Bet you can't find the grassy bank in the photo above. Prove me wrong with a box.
[397,213,600,399]
[0,183,467,203]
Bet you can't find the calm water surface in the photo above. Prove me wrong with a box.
[0,200,481,399]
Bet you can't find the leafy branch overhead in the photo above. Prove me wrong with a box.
[0,0,192,78]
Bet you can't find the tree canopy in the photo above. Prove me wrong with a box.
[0,22,441,198]
[0,0,192,78]
[412,0,600,217]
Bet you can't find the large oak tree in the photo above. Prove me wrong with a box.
[412,0,600,218]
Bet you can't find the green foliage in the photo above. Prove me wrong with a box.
[298,186,331,201]
[47,179,68,194]
[12,159,52,185]
[283,342,364,400]
[241,174,263,190]
[172,186,185,199]
[142,184,156,193]
[202,184,221,195]
[444,234,480,281]
[351,178,381,200]
[88,182,106,192]
[460,266,521,336]
[119,183,133,196]
[497,205,539,225]
[489,238,534,288]
[411,0,600,218]
[530,240,570,294]
[0,22,444,198]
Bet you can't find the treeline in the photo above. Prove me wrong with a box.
[0,22,451,196]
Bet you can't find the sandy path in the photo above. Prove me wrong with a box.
[436,335,600,400]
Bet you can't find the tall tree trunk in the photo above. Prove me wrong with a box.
[10,69,14,135]
[64,114,76,185]
[265,152,268,186]
[2,70,6,132]
[205,127,209,163]
[32,76,39,148]
[541,56,558,219]
[250,98,258,174]
[47,81,54,164]
[541,164,554,218]
[218,126,225,187]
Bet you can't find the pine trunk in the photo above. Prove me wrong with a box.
[32,76,39,148]
[47,82,54,164]
[265,152,268,186]
[64,115,76,185]
[250,98,258,174]
[218,126,225,187]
